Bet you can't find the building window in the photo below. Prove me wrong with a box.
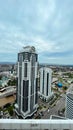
[24,63,27,77]
[42,69,44,94]
[35,54,38,62]
[23,80,29,97]
[23,97,28,112]
[35,78,38,104]
[46,73,49,96]
[16,77,18,103]
[22,80,29,112]
[19,54,23,65]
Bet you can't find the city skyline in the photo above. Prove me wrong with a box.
[0,0,73,65]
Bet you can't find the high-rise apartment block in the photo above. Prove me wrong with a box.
[66,93,73,119]
[39,67,52,101]
[65,86,73,119]
[15,46,38,118]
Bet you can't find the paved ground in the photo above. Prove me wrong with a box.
[0,95,16,107]
[38,94,66,119]
[44,96,65,119]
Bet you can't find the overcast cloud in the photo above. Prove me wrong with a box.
[0,0,73,64]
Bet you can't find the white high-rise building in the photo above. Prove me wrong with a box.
[39,67,52,101]
[65,86,73,119]
[15,46,38,118]
[66,86,73,119]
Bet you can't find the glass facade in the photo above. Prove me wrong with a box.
[22,80,29,112]
[46,73,49,96]
[42,70,44,94]
[16,47,38,118]
[24,63,27,77]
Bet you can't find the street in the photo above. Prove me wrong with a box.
[38,95,66,119]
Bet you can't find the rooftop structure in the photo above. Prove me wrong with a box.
[20,46,36,53]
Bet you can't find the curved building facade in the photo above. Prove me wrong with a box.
[39,67,52,101]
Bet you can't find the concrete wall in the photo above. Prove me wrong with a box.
[0,119,73,130]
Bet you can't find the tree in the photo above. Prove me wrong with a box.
[0,75,2,80]
[7,79,16,86]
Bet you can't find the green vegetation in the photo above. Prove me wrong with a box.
[7,106,14,116]
[49,98,56,105]
[0,75,2,80]
[7,78,16,86]
[38,105,43,110]
[0,107,2,111]
[58,77,63,83]
[1,104,14,116]
[64,73,73,78]
[63,86,67,90]
[44,105,46,108]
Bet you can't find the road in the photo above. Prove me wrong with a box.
[41,95,66,119]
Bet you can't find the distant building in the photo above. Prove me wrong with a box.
[15,46,38,118]
[39,67,52,101]
[66,86,73,119]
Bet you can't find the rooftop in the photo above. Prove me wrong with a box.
[67,93,73,100]
[20,46,36,53]
[66,85,73,99]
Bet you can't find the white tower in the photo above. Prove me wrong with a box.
[39,67,52,101]
[15,46,38,118]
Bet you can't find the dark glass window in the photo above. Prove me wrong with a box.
[35,78,38,104]
[35,93,38,104]
[24,63,27,77]
[42,70,44,94]
[19,67,22,93]
[23,80,29,112]
[23,80,29,97]
[23,97,28,112]
[46,73,49,96]
[35,54,38,62]
[16,77,18,103]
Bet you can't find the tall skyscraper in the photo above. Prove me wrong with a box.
[39,67,52,101]
[15,46,38,118]
[65,86,73,119]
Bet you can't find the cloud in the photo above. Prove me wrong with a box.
[0,0,73,64]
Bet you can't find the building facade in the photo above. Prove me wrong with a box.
[15,46,38,118]
[39,67,52,101]
[66,92,73,119]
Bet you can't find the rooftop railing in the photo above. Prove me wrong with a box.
[0,119,73,130]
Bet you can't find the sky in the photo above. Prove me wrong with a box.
[0,0,73,64]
